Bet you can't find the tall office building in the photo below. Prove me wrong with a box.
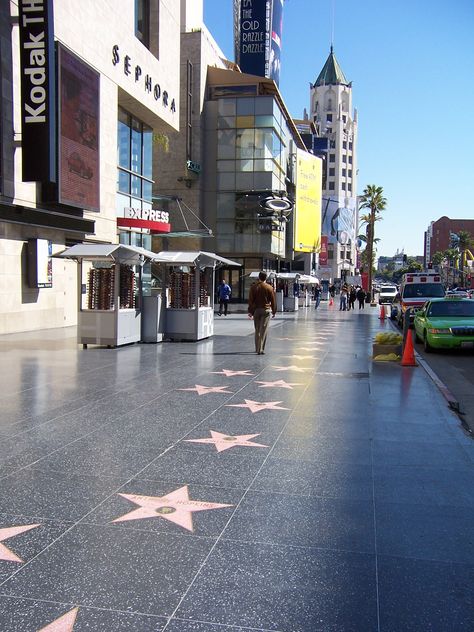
[310,47,358,283]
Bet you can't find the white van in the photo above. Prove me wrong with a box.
[378,285,398,304]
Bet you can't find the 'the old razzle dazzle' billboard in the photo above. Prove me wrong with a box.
[234,0,284,86]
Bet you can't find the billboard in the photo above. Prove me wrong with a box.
[235,0,283,86]
[27,239,52,289]
[58,45,100,211]
[18,0,56,182]
[321,197,357,246]
[319,236,328,266]
[294,150,322,253]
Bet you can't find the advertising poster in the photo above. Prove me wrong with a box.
[59,45,100,211]
[321,197,357,246]
[319,236,328,266]
[269,0,283,86]
[235,0,270,79]
[294,150,322,253]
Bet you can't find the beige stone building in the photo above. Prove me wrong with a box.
[0,0,181,334]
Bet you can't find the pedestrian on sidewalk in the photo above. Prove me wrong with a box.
[348,286,357,311]
[217,279,232,316]
[339,283,348,311]
[357,286,366,309]
[313,283,321,309]
[248,271,276,354]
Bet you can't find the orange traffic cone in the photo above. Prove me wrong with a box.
[400,329,417,367]
[379,304,385,320]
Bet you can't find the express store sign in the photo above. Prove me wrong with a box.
[117,207,171,233]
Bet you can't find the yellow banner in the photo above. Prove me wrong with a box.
[294,150,322,253]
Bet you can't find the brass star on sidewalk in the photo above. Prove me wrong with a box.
[178,384,233,395]
[271,365,310,373]
[210,369,255,377]
[38,607,79,632]
[112,485,233,532]
[0,523,40,563]
[226,399,289,413]
[255,380,302,389]
[185,430,268,452]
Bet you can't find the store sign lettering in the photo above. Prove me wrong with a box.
[117,207,171,233]
[18,0,56,182]
[124,207,169,224]
[112,45,176,113]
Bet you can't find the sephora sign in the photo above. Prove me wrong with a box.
[18,0,56,182]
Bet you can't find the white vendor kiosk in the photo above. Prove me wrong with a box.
[276,272,301,311]
[155,251,240,341]
[299,274,320,307]
[57,243,158,348]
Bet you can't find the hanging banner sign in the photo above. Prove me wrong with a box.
[18,0,56,182]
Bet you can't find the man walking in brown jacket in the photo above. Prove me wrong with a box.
[248,271,277,354]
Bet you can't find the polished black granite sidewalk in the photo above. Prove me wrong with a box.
[0,306,473,631]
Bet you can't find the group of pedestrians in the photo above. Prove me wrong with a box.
[339,283,367,311]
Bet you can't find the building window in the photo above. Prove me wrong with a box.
[117,108,153,209]
[342,155,347,163]
[349,142,353,150]
[329,154,335,162]
[349,169,352,177]
[343,141,347,149]
[343,115,347,123]
[326,113,332,122]
[348,183,352,192]
[329,167,335,176]
[135,0,150,48]
[328,248,334,260]
[342,169,346,176]
[341,182,346,190]
[326,127,332,133]
[349,156,353,164]
[328,181,335,190]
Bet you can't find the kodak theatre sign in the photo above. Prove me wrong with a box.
[18,0,56,182]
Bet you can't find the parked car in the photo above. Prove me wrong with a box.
[378,285,398,304]
[413,297,474,352]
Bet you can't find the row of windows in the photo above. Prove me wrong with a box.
[117,108,153,208]
[328,168,353,178]
[327,181,353,192]
[326,113,348,124]
[328,154,353,164]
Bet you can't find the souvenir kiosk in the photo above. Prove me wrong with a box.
[58,243,160,348]
[276,272,301,311]
[155,251,240,341]
[298,275,319,307]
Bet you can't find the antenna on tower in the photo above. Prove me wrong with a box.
[330,0,335,51]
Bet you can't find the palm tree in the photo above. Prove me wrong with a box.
[457,230,473,286]
[358,185,387,303]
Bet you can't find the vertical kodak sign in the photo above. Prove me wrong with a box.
[18,0,56,182]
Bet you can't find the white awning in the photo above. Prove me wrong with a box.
[154,251,241,269]
[55,243,161,265]
[249,271,276,279]
[276,272,301,280]
[299,275,320,284]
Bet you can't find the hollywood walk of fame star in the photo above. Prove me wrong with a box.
[255,380,302,389]
[210,369,255,377]
[282,355,317,360]
[271,365,311,373]
[112,485,233,532]
[177,384,233,395]
[0,523,40,563]
[184,430,268,452]
[37,607,79,632]
[225,399,289,413]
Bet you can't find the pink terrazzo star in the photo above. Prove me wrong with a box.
[210,369,255,377]
[255,380,302,389]
[37,607,79,632]
[225,399,289,413]
[185,430,268,452]
[178,384,233,395]
[112,485,233,532]
[0,523,40,563]
[271,365,310,373]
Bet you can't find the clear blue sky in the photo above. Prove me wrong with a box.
[203,0,474,258]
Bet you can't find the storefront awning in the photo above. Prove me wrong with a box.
[299,275,320,284]
[249,271,276,280]
[154,251,241,269]
[55,243,161,265]
[276,272,301,280]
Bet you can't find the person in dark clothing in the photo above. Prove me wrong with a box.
[348,286,357,311]
[357,287,366,309]
[248,272,277,354]
[313,284,321,309]
[217,279,231,316]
